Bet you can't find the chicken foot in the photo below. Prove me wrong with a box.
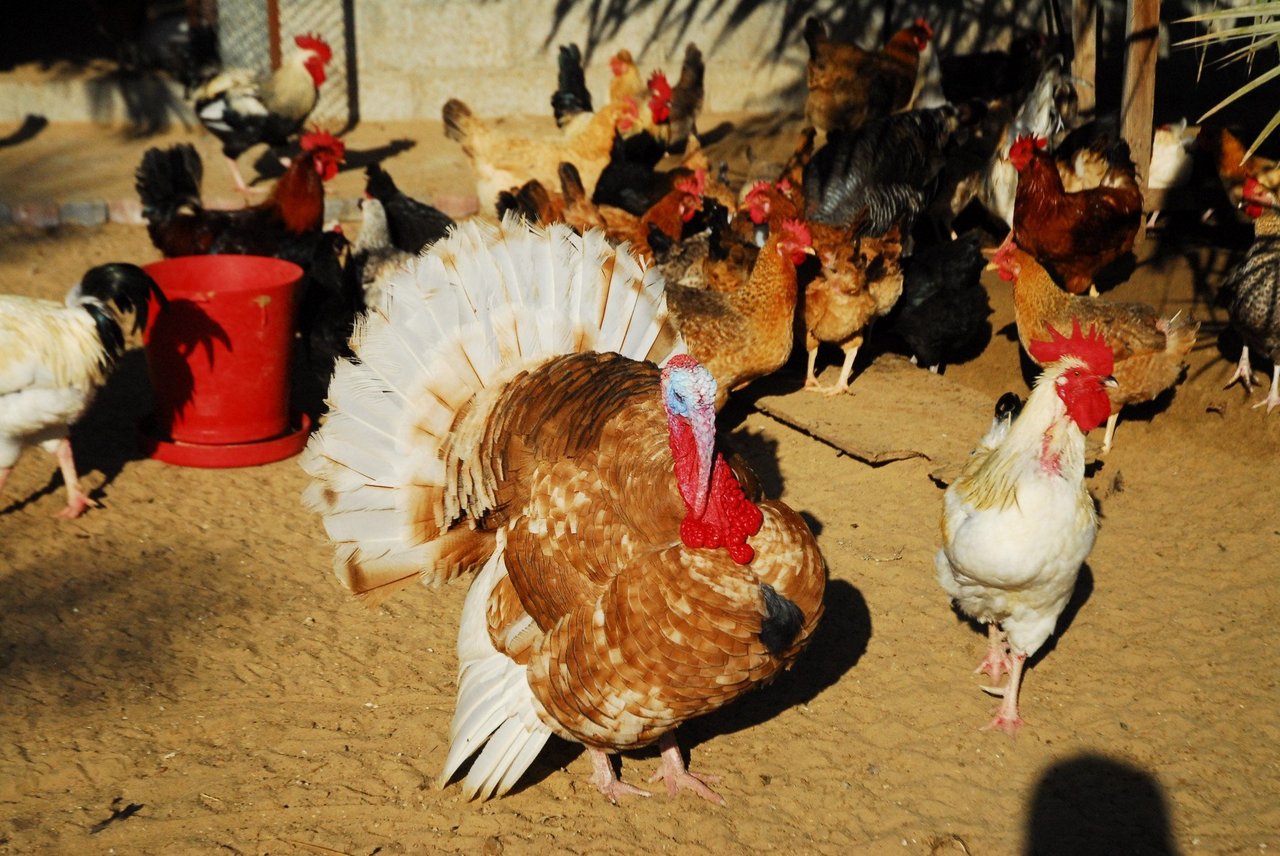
[1253,364,1280,414]
[587,747,651,804]
[805,342,860,396]
[648,731,725,806]
[1224,345,1256,394]
[979,651,1028,737]
[52,437,99,519]
[974,623,1013,683]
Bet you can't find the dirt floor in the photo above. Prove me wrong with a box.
[1,117,1279,856]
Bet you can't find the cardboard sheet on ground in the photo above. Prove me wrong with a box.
[745,355,999,480]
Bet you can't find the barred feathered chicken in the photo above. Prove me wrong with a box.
[192,33,332,196]
[1224,178,1280,413]
[937,324,1116,735]
[804,102,982,236]
[300,216,826,804]
[0,264,163,518]
[992,241,1198,453]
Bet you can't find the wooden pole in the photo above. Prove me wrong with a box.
[266,0,282,71]
[1122,0,1159,239]
[1073,0,1098,116]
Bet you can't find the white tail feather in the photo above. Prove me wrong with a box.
[302,215,685,595]
[437,545,552,800]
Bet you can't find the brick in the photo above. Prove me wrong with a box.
[107,198,145,225]
[59,200,108,226]
[12,200,60,228]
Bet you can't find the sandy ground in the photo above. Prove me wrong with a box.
[1,117,1280,855]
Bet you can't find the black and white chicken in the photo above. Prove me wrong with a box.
[0,264,163,518]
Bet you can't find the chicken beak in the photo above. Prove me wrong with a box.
[1102,376,1118,389]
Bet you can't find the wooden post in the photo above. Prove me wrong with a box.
[1073,0,1098,116]
[1122,0,1159,239]
[267,0,282,71]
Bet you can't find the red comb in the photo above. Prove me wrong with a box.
[647,70,672,100]
[781,218,812,248]
[674,168,706,198]
[745,180,771,200]
[914,17,934,39]
[294,33,332,64]
[1028,319,1114,377]
[301,129,343,154]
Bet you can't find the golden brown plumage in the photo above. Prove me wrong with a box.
[803,17,932,140]
[993,242,1199,452]
[802,222,904,395]
[665,221,815,408]
[443,96,641,210]
[301,218,825,804]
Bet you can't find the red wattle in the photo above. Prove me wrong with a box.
[678,455,763,565]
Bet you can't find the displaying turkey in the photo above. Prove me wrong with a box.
[300,216,826,804]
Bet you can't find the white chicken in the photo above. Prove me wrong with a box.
[301,216,826,804]
[0,264,163,518]
[936,320,1115,735]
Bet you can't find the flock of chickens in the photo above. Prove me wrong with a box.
[4,15,1280,808]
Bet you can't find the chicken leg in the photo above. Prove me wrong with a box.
[1101,412,1120,454]
[805,340,860,396]
[587,747,651,804]
[980,651,1027,737]
[648,731,725,805]
[1225,345,1256,393]
[974,624,1012,683]
[224,155,264,199]
[1253,364,1280,414]
[51,437,99,519]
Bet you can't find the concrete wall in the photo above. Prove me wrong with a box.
[350,0,1042,121]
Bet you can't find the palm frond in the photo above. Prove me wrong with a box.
[1176,1,1280,161]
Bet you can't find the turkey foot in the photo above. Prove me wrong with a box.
[587,747,650,804]
[648,732,725,805]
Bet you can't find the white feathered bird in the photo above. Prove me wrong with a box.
[936,321,1115,735]
[0,264,163,518]
[300,216,826,804]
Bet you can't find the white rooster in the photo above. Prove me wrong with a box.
[0,264,163,518]
[301,216,826,804]
[936,320,1115,735]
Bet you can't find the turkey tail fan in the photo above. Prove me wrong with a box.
[437,546,553,800]
[300,214,686,600]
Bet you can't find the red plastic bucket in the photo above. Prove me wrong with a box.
[142,255,307,466]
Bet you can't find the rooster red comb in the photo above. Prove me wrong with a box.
[1028,319,1114,377]
[1011,135,1047,156]
[294,33,332,64]
[301,129,344,156]
[648,70,673,100]
[913,17,934,40]
[780,218,813,248]
[675,169,706,197]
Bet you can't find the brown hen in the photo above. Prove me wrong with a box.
[666,220,815,408]
[803,222,905,395]
[992,241,1199,452]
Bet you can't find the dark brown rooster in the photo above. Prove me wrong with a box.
[1010,131,1143,296]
